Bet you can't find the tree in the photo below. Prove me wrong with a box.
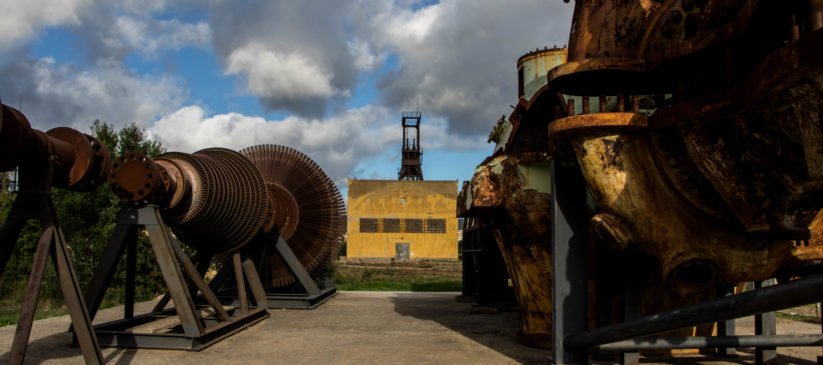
[0,121,168,306]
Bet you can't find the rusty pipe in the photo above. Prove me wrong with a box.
[0,103,110,191]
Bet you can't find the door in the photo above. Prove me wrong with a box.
[395,243,410,262]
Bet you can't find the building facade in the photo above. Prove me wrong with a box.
[347,179,458,261]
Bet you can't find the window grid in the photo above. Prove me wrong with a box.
[357,218,447,234]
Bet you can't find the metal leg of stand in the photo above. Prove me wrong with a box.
[275,235,320,295]
[233,253,249,314]
[755,279,777,365]
[240,253,269,307]
[51,226,103,365]
[125,229,137,319]
[169,238,229,321]
[84,220,135,321]
[551,159,589,365]
[142,207,203,336]
[716,284,736,356]
[9,227,53,365]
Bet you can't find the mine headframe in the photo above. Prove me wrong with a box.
[398,111,424,181]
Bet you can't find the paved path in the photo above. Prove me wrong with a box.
[0,291,820,364]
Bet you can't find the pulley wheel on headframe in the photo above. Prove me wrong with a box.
[240,145,345,288]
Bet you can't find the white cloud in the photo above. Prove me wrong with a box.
[347,38,385,71]
[0,0,91,50]
[148,104,484,186]
[0,56,185,130]
[358,0,574,135]
[208,0,361,116]
[226,42,341,100]
[115,16,210,55]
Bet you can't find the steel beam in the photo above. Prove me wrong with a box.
[565,273,823,350]
[596,335,823,351]
[275,235,321,295]
[755,279,778,364]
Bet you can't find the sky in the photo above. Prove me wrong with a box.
[0,0,574,194]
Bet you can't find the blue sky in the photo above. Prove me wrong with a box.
[0,0,573,190]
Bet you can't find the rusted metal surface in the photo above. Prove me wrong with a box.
[457,47,570,348]
[109,148,268,255]
[0,103,111,191]
[239,144,345,288]
[459,152,554,348]
[109,143,343,291]
[547,0,823,296]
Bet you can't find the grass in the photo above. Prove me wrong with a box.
[332,261,462,292]
[776,311,820,324]
[776,304,821,324]
[0,299,68,327]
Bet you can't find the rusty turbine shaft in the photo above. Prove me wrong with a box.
[109,148,268,254]
[240,145,345,288]
[0,103,110,191]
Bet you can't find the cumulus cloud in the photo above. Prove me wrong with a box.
[0,0,92,50]
[205,0,573,134]
[209,0,360,117]
[358,0,574,135]
[148,105,483,185]
[226,42,342,102]
[114,16,210,55]
[347,38,386,71]
[0,55,185,130]
[47,1,213,60]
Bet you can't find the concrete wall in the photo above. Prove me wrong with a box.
[347,179,459,261]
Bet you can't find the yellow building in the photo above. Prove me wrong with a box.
[347,179,458,261]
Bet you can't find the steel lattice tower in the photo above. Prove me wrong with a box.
[398,111,424,181]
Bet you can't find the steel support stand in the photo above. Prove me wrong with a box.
[716,283,737,357]
[551,158,589,365]
[211,230,337,309]
[755,279,777,365]
[0,161,103,365]
[81,206,268,350]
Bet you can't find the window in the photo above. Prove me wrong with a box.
[425,219,446,234]
[384,218,401,233]
[405,219,423,233]
[360,218,378,233]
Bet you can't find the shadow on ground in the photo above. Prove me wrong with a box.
[0,329,138,365]
[390,292,551,365]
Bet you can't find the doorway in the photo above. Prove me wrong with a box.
[395,243,410,262]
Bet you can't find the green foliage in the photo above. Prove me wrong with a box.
[0,121,167,326]
[333,262,463,292]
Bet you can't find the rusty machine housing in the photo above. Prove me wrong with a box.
[547,0,823,364]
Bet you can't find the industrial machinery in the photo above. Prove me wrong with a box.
[209,144,345,308]
[458,46,567,348]
[0,102,108,364]
[456,215,515,306]
[544,1,823,364]
[84,147,271,350]
[83,141,344,351]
